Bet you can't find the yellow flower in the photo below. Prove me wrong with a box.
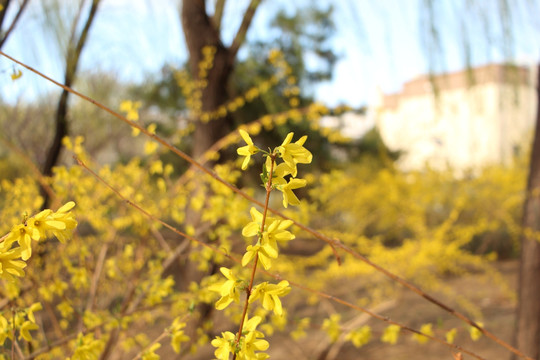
[70,332,105,360]
[11,69,22,80]
[238,316,269,359]
[241,208,294,269]
[470,322,483,341]
[211,331,236,360]
[346,325,371,348]
[209,267,243,310]
[242,244,268,269]
[19,321,39,342]
[142,343,161,360]
[6,224,39,261]
[276,178,307,208]
[249,281,291,316]
[381,324,400,344]
[265,157,293,185]
[27,209,65,240]
[27,302,42,323]
[0,315,11,346]
[322,314,341,343]
[277,132,312,177]
[445,328,457,344]
[170,319,189,354]
[48,201,78,243]
[242,207,266,237]
[0,244,26,282]
[412,323,433,344]
[119,100,142,121]
[237,129,259,170]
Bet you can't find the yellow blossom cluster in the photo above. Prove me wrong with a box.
[1,201,76,281]
[209,130,312,359]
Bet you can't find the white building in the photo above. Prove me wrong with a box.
[374,64,538,171]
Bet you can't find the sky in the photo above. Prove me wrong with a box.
[1,0,540,108]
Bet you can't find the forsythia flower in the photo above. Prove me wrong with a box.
[0,243,26,281]
[169,318,189,354]
[277,132,312,177]
[446,328,458,344]
[237,129,259,170]
[19,321,38,342]
[346,325,371,348]
[381,324,401,344]
[119,100,142,121]
[11,69,22,80]
[276,178,307,208]
[211,331,236,360]
[6,224,39,260]
[238,316,269,359]
[249,281,291,316]
[209,267,243,310]
[26,302,42,323]
[241,208,294,269]
[470,322,483,341]
[69,333,105,360]
[142,343,161,360]
[412,323,433,344]
[119,100,142,136]
[48,201,78,243]
[322,314,341,343]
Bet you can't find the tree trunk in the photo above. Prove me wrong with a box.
[513,63,540,360]
[181,0,234,161]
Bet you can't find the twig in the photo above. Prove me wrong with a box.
[85,243,109,314]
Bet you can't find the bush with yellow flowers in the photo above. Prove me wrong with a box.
[0,48,530,360]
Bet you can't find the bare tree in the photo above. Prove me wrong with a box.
[40,0,101,208]
[0,0,30,49]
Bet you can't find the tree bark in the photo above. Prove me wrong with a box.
[181,0,233,160]
[513,64,540,360]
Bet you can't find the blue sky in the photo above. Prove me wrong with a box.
[1,0,540,107]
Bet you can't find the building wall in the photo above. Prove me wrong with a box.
[375,64,538,172]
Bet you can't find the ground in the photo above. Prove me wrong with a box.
[266,260,519,360]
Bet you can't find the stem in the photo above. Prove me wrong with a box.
[232,154,276,360]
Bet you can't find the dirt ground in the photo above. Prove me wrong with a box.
[173,260,519,360]
[265,260,519,360]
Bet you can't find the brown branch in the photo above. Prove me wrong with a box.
[229,0,260,59]
[85,243,109,313]
[0,51,532,360]
[0,0,30,49]
[211,0,226,31]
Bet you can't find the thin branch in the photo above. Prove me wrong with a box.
[85,243,109,313]
[67,0,101,79]
[0,0,30,49]
[228,0,260,59]
[212,0,226,31]
[0,51,532,360]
